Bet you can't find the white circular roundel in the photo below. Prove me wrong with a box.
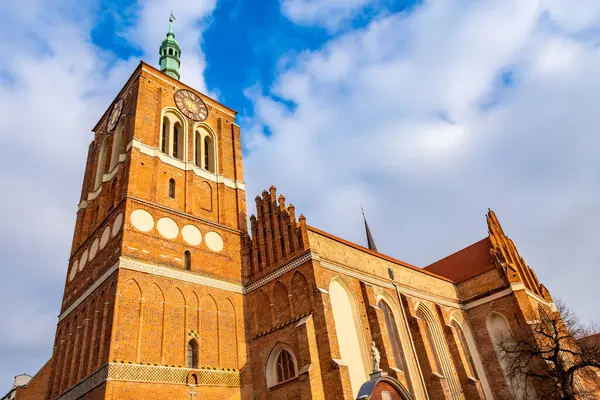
[89,238,99,260]
[130,209,154,232]
[69,260,78,282]
[79,249,89,271]
[182,225,202,246]
[112,212,124,237]
[157,217,179,239]
[100,225,111,249]
[205,231,224,252]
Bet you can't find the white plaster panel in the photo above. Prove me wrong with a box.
[100,226,111,248]
[112,212,123,237]
[205,231,224,252]
[89,238,99,260]
[79,249,88,271]
[182,225,202,246]
[69,261,78,282]
[130,209,154,232]
[157,217,179,239]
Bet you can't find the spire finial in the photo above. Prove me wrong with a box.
[169,12,176,34]
[361,205,378,252]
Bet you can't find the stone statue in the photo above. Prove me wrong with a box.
[371,341,382,372]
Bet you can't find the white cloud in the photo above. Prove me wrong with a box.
[245,0,600,327]
[281,0,377,31]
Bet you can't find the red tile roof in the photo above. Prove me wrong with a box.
[423,238,496,283]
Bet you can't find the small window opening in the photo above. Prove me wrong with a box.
[203,137,209,170]
[184,251,191,271]
[161,122,167,153]
[169,178,175,199]
[173,126,179,159]
[187,340,198,368]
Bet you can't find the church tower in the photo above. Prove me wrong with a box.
[46,19,249,400]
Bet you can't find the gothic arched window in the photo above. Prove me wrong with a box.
[173,125,180,159]
[452,320,477,379]
[184,251,191,271]
[276,350,295,383]
[169,178,175,199]
[203,137,210,170]
[418,309,443,374]
[187,340,198,369]
[266,344,298,387]
[161,118,169,154]
[195,131,201,166]
[94,137,109,189]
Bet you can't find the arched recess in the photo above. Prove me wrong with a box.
[164,288,186,365]
[188,291,200,334]
[329,277,369,398]
[72,307,87,385]
[51,327,64,397]
[255,290,272,334]
[200,295,219,367]
[94,137,109,189]
[416,304,462,400]
[377,295,415,396]
[114,280,142,362]
[487,311,534,399]
[161,108,187,160]
[273,281,291,325]
[109,117,125,171]
[200,181,212,211]
[69,314,82,386]
[59,322,72,393]
[193,124,217,173]
[290,271,311,316]
[265,343,299,388]
[141,283,165,364]
[82,298,96,376]
[219,298,238,369]
[90,291,105,371]
[449,312,494,400]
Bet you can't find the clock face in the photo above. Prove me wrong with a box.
[174,89,208,121]
[107,98,124,132]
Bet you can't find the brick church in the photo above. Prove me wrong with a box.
[5,18,593,400]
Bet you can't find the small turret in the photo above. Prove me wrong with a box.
[159,14,181,80]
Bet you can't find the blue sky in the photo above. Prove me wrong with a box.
[2,0,600,391]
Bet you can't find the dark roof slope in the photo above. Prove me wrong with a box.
[424,238,496,283]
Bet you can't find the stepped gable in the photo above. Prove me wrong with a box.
[243,185,309,278]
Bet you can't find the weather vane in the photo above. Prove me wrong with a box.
[170,12,176,23]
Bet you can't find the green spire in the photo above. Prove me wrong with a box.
[159,14,181,81]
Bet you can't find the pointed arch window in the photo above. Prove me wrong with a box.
[276,350,296,383]
[161,118,169,154]
[184,251,191,271]
[169,178,175,199]
[94,137,109,189]
[195,131,201,166]
[379,300,412,393]
[418,310,443,374]
[452,321,478,379]
[173,125,180,159]
[187,340,198,369]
